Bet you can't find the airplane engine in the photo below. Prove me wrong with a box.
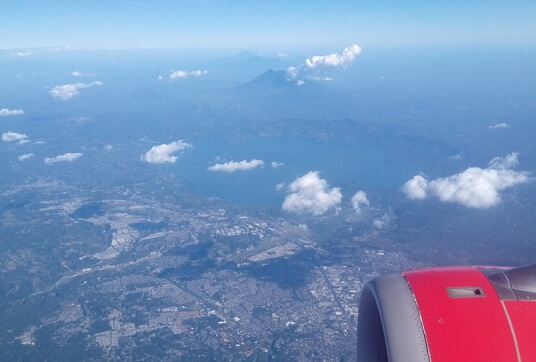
[357,263,536,361]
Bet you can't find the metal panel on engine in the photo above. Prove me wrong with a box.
[403,267,518,362]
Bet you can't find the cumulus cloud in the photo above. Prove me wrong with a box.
[271,161,284,168]
[402,153,531,209]
[15,51,31,57]
[488,153,519,170]
[169,70,208,80]
[0,108,25,116]
[403,175,429,200]
[104,144,113,151]
[282,171,342,215]
[286,44,361,81]
[351,191,369,213]
[18,153,34,161]
[489,122,509,129]
[305,44,362,69]
[44,152,83,164]
[287,66,299,79]
[208,159,264,173]
[141,140,192,164]
[2,131,28,142]
[49,81,103,101]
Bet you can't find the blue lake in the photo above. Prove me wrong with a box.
[174,137,419,207]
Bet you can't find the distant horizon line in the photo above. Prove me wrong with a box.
[2,43,536,53]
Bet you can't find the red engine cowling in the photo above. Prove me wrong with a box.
[357,263,536,361]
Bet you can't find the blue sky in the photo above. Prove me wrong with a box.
[1,0,535,51]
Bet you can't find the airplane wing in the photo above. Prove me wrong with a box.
[357,263,536,361]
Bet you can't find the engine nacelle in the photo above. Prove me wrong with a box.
[357,264,536,361]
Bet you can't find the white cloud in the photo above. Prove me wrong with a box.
[402,175,428,200]
[0,108,25,116]
[44,152,83,164]
[286,44,361,81]
[49,81,103,101]
[373,208,396,229]
[282,171,342,215]
[276,182,285,191]
[287,66,299,78]
[169,69,208,80]
[191,70,207,76]
[104,144,113,151]
[208,159,264,173]
[312,76,334,81]
[17,139,29,145]
[296,80,305,86]
[351,191,369,213]
[16,51,31,57]
[2,131,28,142]
[402,153,530,209]
[271,161,284,168]
[489,122,509,129]
[488,153,519,170]
[304,44,362,69]
[71,71,94,77]
[18,153,34,161]
[141,140,192,164]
